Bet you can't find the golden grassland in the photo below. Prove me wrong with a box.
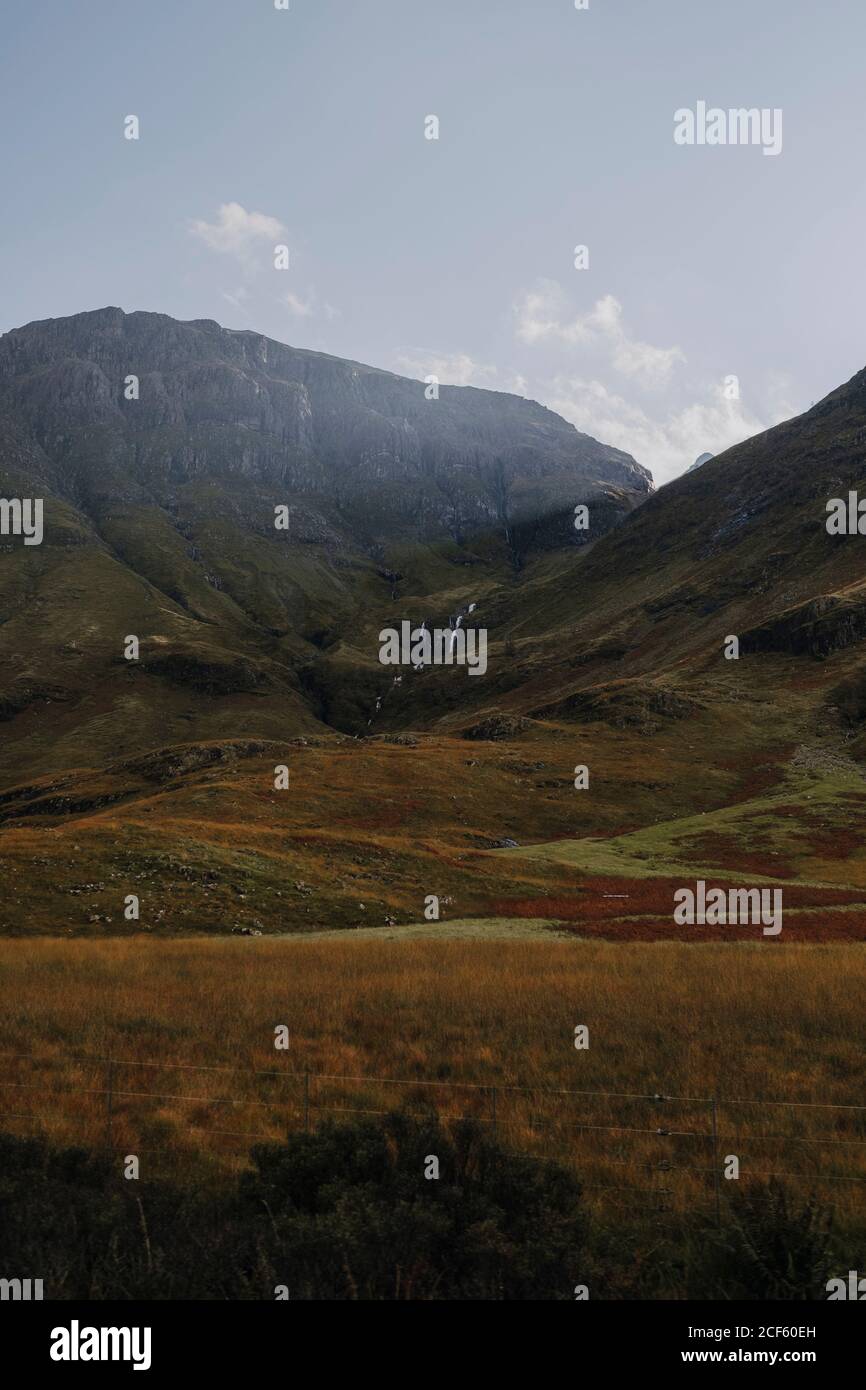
[1,935,864,1235]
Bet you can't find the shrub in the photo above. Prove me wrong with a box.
[239,1110,587,1299]
[695,1181,836,1300]
[0,1115,586,1300]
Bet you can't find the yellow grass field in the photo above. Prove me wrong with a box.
[1,935,864,1235]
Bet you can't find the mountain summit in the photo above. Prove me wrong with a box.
[0,307,650,548]
[0,305,650,780]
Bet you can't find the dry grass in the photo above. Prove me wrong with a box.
[1,936,864,1232]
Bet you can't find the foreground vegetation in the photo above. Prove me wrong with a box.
[0,1116,844,1300]
[1,937,863,1258]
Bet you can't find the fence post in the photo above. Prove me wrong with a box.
[711,1096,721,1227]
[303,1071,310,1132]
[105,1059,114,1153]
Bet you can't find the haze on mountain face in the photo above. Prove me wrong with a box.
[3,0,866,483]
[0,304,652,781]
[0,306,650,533]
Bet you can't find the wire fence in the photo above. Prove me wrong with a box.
[1,1048,864,1221]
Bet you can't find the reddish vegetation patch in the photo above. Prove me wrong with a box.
[489,879,866,940]
[492,880,684,920]
[545,825,644,841]
[492,879,861,918]
[776,910,866,939]
[553,913,866,942]
[548,921,743,942]
[715,751,791,796]
[796,828,861,860]
[680,834,798,878]
[734,758,790,800]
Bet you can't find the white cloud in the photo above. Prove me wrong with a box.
[392,349,498,388]
[282,289,316,318]
[544,375,796,485]
[510,278,802,481]
[279,287,340,321]
[220,287,249,312]
[190,202,286,268]
[514,280,685,386]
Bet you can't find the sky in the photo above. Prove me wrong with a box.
[2,0,866,485]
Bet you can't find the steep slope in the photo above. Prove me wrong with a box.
[404,364,866,735]
[0,307,650,782]
[0,306,649,542]
[3,312,866,938]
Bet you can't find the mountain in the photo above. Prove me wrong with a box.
[686,451,714,473]
[0,307,651,776]
[1,308,864,939]
[0,305,649,543]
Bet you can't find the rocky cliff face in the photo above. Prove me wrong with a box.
[0,307,651,545]
[0,306,653,779]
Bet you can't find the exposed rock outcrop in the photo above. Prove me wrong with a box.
[0,308,651,547]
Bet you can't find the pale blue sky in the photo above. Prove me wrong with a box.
[2,0,865,482]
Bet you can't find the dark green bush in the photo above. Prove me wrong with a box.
[691,1180,836,1300]
[0,1127,844,1300]
[0,1114,587,1300]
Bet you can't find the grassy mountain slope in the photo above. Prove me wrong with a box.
[1,314,866,936]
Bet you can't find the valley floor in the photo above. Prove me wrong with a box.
[1,705,865,939]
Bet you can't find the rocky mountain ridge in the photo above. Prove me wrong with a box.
[0,307,651,547]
